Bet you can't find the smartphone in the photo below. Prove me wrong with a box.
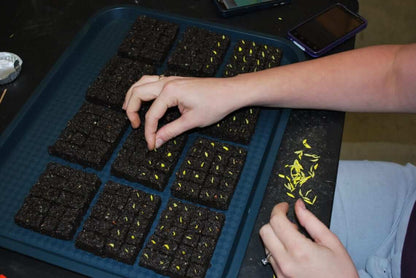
[214,0,291,17]
[288,3,367,57]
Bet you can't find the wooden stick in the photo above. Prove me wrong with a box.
[0,88,7,104]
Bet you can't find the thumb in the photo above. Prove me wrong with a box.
[294,199,338,246]
[154,114,197,148]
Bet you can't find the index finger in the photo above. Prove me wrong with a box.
[269,202,306,249]
[144,92,179,149]
[124,77,169,129]
[123,75,161,110]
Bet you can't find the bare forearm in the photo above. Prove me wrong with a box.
[124,44,415,149]
[231,44,416,112]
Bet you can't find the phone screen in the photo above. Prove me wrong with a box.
[290,5,365,53]
[220,0,278,9]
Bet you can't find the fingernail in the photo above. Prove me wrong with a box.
[155,138,164,149]
[298,198,306,210]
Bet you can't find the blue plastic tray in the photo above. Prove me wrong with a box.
[0,6,304,278]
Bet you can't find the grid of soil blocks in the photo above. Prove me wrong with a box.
[75,181,161,264]
[118,15,179,65]
[200,107,260,145]
[111,125,187,191]
[14,163,101,240]
[140,199,225,278]
[167,26,230,77]
[86,56,155,110]
[171,137,247,210]
[48,102,129,170]
[223,39,283,77]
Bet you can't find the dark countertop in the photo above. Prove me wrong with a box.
[0,0,356,277]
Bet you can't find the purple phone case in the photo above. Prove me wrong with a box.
[287,3,367,57]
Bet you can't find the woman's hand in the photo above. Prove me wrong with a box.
[123,75,242,150]
[259,199,358,278]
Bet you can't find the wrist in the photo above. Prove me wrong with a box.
[217,66,287,112]
[226,73,262,109]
